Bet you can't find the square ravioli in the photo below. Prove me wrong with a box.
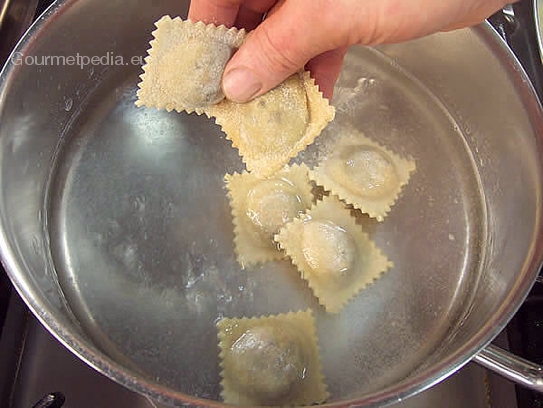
[206,71,335,178]
[275,195,393,313]
[217,309,328,406]
[136,16,246,114]
[309,129,416,221]
[225,164,314,268]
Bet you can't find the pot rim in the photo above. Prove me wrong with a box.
[1,1,543,406]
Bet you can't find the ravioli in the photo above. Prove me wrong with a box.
[309,129,416,221]
[275,195,393,313]
[217,309,328,406]
[136,16,246,114]
[225,164,313,267]
[206,72,335,177]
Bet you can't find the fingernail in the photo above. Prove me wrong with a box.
[223,67,262,103]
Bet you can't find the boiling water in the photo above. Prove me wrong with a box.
[47,47,483,402]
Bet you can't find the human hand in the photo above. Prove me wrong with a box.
[189,0,514,103]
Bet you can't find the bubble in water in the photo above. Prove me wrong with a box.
[334,76,379,116]
[217,292,233,304]
[184,271,203,289]
[64,97,73,112]
[214,313,224,325]
[132,195,146,212]
[31,235,42,255]
[186,289,209,314]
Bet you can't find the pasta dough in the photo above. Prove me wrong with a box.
[136,16,246,113]
[217,310,328,406]
[206,72,335,177]
[275,195,393,313]
[309,129,416,221]
[136,16,334,177]
[225,164,313,267]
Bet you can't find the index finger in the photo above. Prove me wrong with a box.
[188,0,243,27]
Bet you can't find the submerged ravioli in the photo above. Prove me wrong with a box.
[136,16,246,113]
[310,129,416,221]
[206,72,335,177]
[225,164,313,267]
[302,221,357,276]
[275,195,393,313]
[217,310,328,406]
[229,326,305,398]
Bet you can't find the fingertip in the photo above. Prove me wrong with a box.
[221,26,296,102]
[222,67,263,103]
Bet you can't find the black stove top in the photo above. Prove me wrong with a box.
[507,277,543,407]
[0,1,542,407]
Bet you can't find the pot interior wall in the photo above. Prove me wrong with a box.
[0,0,541,405]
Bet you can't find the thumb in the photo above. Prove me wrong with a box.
[222,1,343,103]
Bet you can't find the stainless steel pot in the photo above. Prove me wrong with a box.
[0,0,39,63]
[1,0,543,406]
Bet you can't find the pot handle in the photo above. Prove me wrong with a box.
[474,344,543,392]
